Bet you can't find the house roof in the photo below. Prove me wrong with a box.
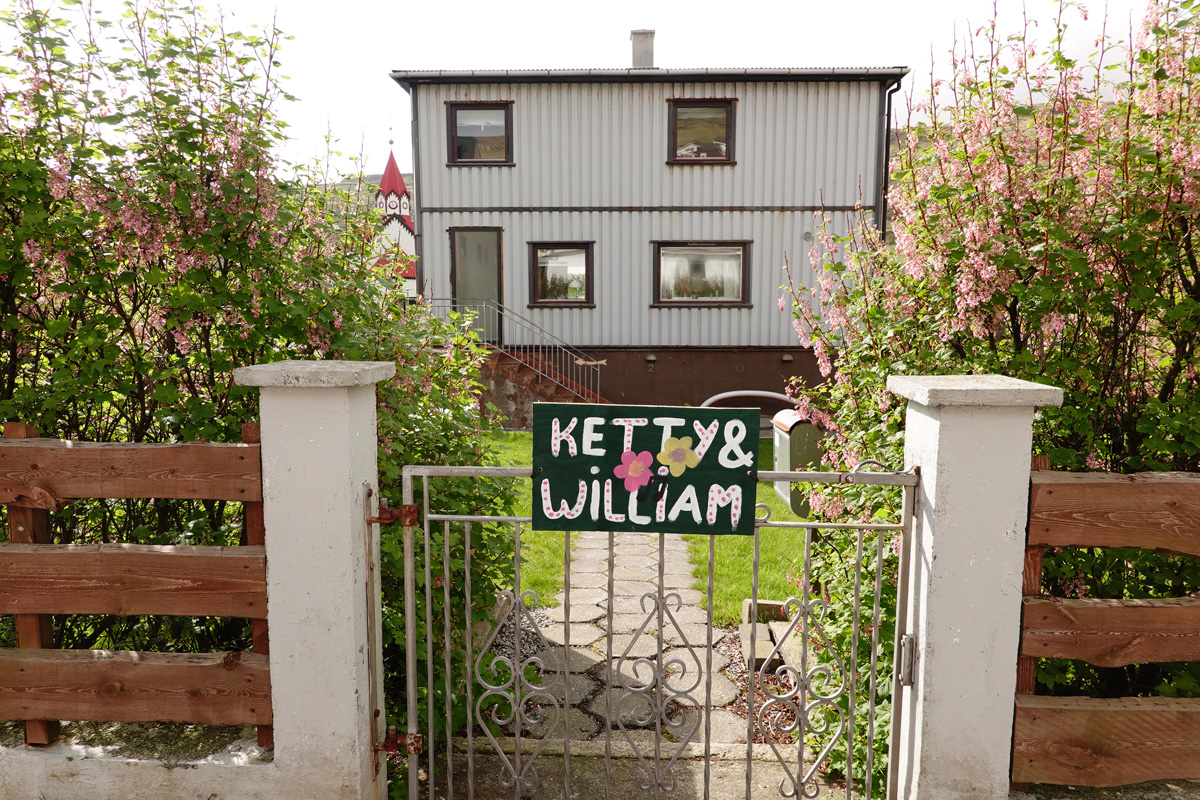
[374,253,416,279]
[390,67,909,91]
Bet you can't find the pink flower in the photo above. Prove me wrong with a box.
[613,450,654,492]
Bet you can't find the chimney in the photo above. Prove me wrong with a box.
[631,30,655,69]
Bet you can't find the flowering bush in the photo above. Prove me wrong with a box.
[785,0,1200,788]
[0,0,516,758]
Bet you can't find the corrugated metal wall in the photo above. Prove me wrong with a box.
[423,209,856,347]
[413,79,883,347]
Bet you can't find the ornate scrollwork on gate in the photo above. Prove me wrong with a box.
[473,588,561,793]
[759,595,848,799]
[614,589,705,792]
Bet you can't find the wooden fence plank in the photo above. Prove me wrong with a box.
[0,440,262,503]
[0,648,271,726]
[1029,473,1200,556]
[1016,455,1050,698]
[1021,596,1200,667]
[3,422,60,746]
[0,544,266,618]
[1012,695,1200,786]
[241,421,273,750]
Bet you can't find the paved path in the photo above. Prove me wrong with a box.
[507,530,748,744]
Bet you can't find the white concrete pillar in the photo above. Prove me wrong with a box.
[886,375,1062,800]
[234,360,395,800]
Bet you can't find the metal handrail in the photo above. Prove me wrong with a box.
[423,298,602,403]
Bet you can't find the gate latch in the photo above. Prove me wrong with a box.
[376,726,424,755]
[366,497,405,526]
[899,634,917,687]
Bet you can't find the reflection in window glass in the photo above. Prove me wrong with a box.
[536,247,588,302]
[673,105,729,160]
[454,107,507,161]
[659,246,742,301]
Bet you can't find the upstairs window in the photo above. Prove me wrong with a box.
[529,243,594,307]
[653,242,750,307]
[668,99,736,164]
[448,102,513,165]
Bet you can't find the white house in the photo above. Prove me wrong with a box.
[390,32,906,408]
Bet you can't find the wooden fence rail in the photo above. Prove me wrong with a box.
[0,422,271,747]
[1013,470,1200,787]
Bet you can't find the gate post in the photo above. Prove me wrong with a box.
[234,360,395,800]
[886,375,1062,800]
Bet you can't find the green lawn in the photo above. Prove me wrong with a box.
[684,438,810,626]
[484,432,807,622]
[483,431,568,606]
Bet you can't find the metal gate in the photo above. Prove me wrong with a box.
[398,464,917,800]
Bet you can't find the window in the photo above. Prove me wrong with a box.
[653,242,750,307]
[447,102,513,165]
[529,242,594,307]
[668,99,736,164]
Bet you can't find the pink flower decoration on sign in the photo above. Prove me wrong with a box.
[614,450,654,492]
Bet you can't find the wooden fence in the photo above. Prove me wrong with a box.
[0,421,273,748]
[1012,466,1200,786]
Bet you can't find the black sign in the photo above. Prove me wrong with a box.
[531,403,759,535]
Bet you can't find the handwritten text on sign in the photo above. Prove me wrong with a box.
[531,404,759,535]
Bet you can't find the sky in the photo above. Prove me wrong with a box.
[85,0,1152,178]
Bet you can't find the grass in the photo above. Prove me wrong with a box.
[483,431,569,606]
[684,438,809,626]
[484,432,809,623]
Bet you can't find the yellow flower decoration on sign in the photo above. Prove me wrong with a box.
[657,436,700,477]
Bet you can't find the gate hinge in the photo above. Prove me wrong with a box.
[899,634,917,687]
[375,726,424,755]
[365,497,405,526]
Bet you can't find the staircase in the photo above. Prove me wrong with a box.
[424,299,607,427]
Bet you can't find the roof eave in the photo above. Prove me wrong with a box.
[389,66,911,91]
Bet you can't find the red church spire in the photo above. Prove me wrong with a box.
[374,151,413,233]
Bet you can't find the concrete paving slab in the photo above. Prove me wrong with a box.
[527,673,600,706]
[612,544,655,557]
[672,673,740,708]
[741,623,782,671]
[542,623,604,647]
[610,554,656,569]
[545,603,605,623]
[568,553,610,571]
[537,646,605,674]
[443,747,840,799]
[587,688,664,729]
[612,579,656,595]
[518,706,603,741]
[607,633,661,659]
[596,658,662,689]
[557,588,608,606]
[600,595,658,615]
[663,622,717,647]
[673,708,752,744]
[606,613,658,635]
[660,604,712,626]
[567,572,608,589]
[613,565,657,582]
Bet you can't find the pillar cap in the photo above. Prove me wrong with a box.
[234,360,396,388]
[887,374,1063,408]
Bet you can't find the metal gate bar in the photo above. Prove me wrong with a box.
[401,465,918,800]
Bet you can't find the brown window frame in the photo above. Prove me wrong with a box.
[667,98,737,165]
[447,101,514,166]
[528,242,595,308]
[651,240,752,308]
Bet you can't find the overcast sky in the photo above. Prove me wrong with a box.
[89,0,1152,178]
